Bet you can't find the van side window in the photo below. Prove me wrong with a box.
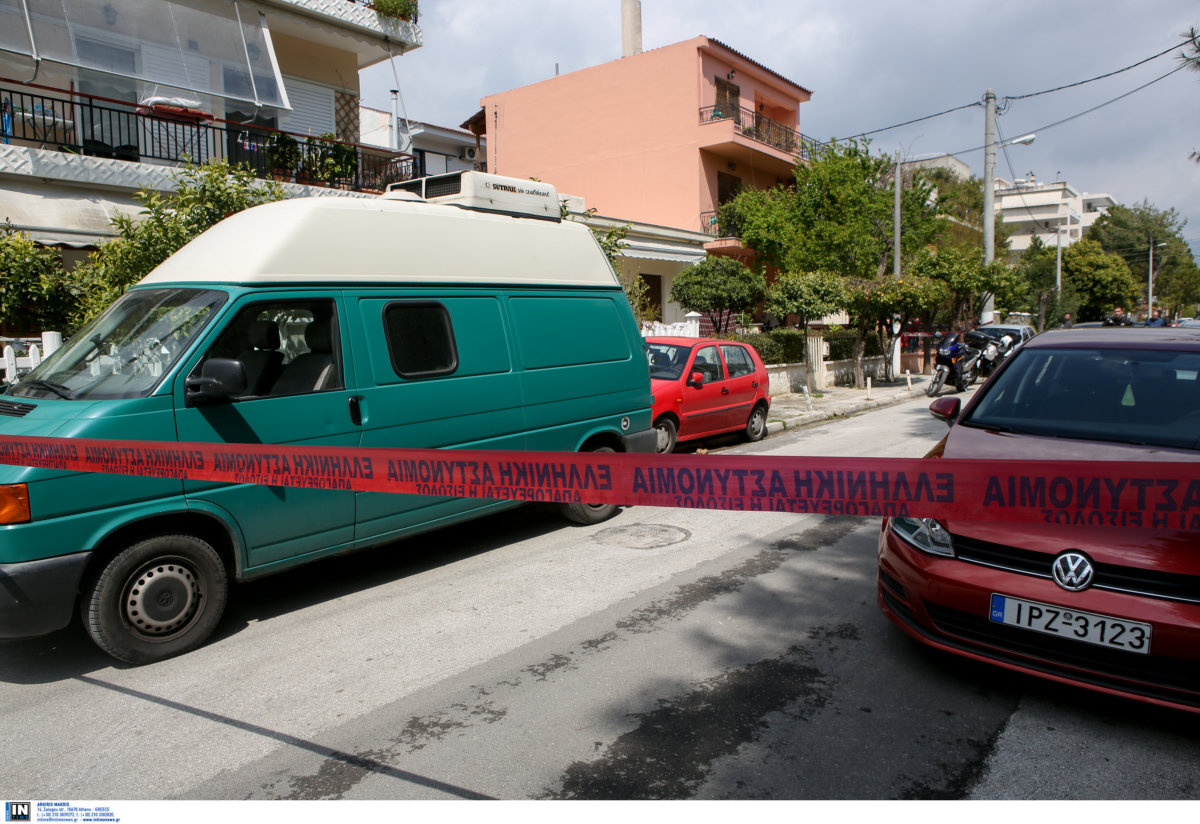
[383,302,459,378]
[198,299,342,398]
[721,344,755,378]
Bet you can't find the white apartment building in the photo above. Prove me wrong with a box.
[994,175,1117,254]
[1,0,421,266]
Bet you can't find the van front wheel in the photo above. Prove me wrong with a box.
[82,534,228,665]
[561,446,618,525]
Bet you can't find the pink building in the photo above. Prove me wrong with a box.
[480,35,812,236]
[470,36,814,324]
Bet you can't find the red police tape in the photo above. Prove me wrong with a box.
[0,434,1199,529]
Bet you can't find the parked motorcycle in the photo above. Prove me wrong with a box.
[965,329,1014,378]
[925,332,982,396]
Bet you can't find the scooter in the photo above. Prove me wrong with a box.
[925,332,981,396]
[965,330,1013,378]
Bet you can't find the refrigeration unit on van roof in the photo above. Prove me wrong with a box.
[385,171,561,220]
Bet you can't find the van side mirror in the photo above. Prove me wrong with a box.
[185,358,247,406]
[928,396,961,426]
[687,371,705,387]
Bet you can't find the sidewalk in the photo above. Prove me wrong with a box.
[764,374,932,436]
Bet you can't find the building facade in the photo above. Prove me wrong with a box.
[994,175,1116,254]
[0,0,420,266]
[470,35,815,324]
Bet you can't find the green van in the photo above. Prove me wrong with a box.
[0,172,655,663]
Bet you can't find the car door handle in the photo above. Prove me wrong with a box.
[721,387,730,395]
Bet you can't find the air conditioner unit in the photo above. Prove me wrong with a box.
[458,145,479,162]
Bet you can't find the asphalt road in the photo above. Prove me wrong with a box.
[2,393,1199,801]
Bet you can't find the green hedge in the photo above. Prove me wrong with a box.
[728,332,784,366]
[823,327,882,360]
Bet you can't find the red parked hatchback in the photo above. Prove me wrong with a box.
[878,328,1200,712]
[644,336,772,453]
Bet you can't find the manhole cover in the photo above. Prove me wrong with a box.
[593,523,691,549]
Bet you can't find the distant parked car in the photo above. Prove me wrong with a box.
[973,324,1036,348]
[1178,319,1200,328]
[644,336,771,453]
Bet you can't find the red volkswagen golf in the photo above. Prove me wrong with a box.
[878,328,1200,712]
[644,337,771,453]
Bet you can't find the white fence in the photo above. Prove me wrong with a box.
[2,332,63,383]
[641,312,702,339]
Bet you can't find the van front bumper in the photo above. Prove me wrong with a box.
[0,552,91,639]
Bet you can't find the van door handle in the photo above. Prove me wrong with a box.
[348,395,364,426]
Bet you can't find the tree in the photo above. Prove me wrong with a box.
[1085,201,1200,317]
[765,270,845,335]
[1015,237,1072,330]
[908,246,1020,330]
[669,256,765,335]
[1061,238,1139,321]
[0,223,74,335]
[69,161,284,324]
[720,138,946,384]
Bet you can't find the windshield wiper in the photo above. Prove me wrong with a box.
[24,379,75,400]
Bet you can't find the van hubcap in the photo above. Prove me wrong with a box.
[124,561,200,635]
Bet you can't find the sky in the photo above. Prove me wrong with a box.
[361,0,1200,256]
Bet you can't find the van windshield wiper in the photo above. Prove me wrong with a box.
[24,379,75,400]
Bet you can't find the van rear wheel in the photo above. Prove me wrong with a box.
[82,534,228,664]
[561,446,618,525]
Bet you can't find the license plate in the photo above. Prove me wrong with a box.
[989,594,1151,654]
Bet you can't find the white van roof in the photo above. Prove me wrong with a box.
[138,192,619,288]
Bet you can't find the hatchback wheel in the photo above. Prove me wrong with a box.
[654,417,678,453]
[744,404,768,442]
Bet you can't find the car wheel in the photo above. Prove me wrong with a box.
[654,417,678,454]
[82,534,228,665]
[744,404,767,442]
[561,446,618,525]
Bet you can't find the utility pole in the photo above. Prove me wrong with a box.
[894,148,902,278]
[981,89,996,324]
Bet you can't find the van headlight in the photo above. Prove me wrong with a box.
[890,517,954,557]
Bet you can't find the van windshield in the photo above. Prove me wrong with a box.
[11,288,226,401]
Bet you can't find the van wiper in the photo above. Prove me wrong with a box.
[24,379,75,399]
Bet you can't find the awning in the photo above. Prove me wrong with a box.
[1,181,143,247]
[620,238,707,264]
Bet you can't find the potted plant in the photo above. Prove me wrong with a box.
[266,132,300,181]
[300,133,358,187]
[374,0,418,22]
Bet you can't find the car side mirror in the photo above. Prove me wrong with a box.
[687,371,705,387]
[928,396,961,426]
[185,358,247,406]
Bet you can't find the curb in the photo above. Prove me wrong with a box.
[765,387,924,436]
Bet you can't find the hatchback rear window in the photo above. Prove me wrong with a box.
[963,347,1200,450]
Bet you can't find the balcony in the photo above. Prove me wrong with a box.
[699,105,815,162]
[1,82,415,194]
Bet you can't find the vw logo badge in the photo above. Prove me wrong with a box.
[1052,552,1095,592]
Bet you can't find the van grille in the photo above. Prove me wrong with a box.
[0,399,36,417]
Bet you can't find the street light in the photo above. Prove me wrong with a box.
[981,87,1035,323]
[1149,240,1167,316]
[892,149,950,278]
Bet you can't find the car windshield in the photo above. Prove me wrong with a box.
[10,288,225,401]
[645,342,693,381]
[962,346,1200,450]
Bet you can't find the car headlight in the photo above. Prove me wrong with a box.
[890,517,954,557]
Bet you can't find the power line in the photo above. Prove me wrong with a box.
[1003,41,1181,101]
[950,63,1188,157]
[830,41,1180,143]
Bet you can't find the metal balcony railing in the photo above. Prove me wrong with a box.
[1,81,416,193]
[699,104,816,161]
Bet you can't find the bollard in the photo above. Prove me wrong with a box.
[866,377,872,400]
[905,369,912,391]
[800,385,814,411]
